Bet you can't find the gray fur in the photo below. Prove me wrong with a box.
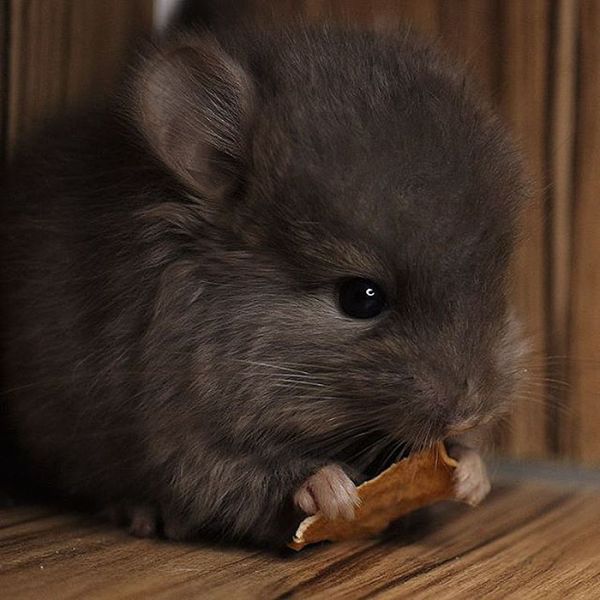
[1,23,528,547]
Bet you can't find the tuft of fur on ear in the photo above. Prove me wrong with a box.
[132,33,255,201]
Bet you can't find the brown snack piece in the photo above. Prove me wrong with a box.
[289,443,458,550]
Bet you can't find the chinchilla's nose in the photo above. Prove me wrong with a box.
[431,375,480,432]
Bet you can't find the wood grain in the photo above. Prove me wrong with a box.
[5,0,153,158]
[0,486,598,598]
[493,0,551,459]
[547,0,578,456]
[436,0,500,98]
[567,0,600,464]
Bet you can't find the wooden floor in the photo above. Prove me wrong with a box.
[1,484,599,599]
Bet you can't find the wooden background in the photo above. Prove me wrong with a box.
[0,0,153,161]
[1,0,599,466]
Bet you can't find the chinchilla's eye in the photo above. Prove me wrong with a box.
[338,278,387,319]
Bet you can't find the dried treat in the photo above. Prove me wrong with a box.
[289,442,458,550]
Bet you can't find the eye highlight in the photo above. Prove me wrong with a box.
[338,278,387,319]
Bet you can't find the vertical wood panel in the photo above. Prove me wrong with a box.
[495,0,551,458]
[567,0,600,464]
[6,0,153,158]
[548,0,578,456]
[374,0,440,35]
[437,0,500,99]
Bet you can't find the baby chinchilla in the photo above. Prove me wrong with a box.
[0,23,528,547]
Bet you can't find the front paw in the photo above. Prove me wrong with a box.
[449,444,491,506]
[294,464,359,520]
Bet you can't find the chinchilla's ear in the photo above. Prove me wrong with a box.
[131,33,255,202]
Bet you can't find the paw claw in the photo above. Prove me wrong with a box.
[295,487,318,515]
[295,464,359,520]
[449,445,491,507]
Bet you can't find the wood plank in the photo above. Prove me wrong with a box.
[0,486,598,598]
[300,0,441,34]
[493,0,551,459]
[547,0,578,456]
[436,0,500,99]
[6,0,153,158]
[567,0,600,464]
[372,0,440,35]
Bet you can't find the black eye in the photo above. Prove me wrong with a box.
[338,278,387,319]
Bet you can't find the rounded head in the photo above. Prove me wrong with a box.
[131,25,528,469]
